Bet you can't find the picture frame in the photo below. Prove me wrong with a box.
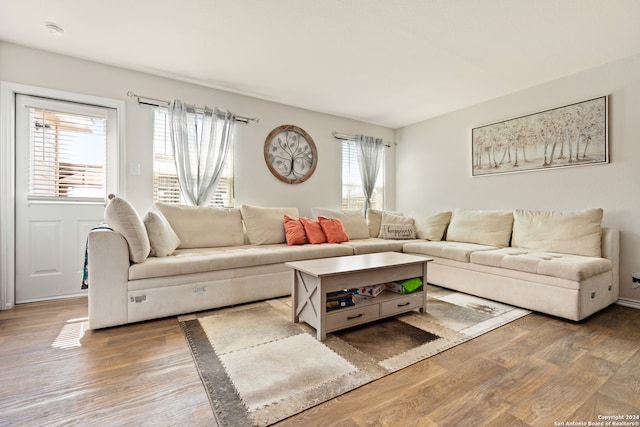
[264,124,317,184]
[471,96,608,176]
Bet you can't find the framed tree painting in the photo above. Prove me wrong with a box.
[264,125,317,184]
[472,96,608,176]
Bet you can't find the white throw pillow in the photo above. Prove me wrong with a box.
[241,205,300,245]
[104,196,150,263]
[377,212,414,238]
[311,208,370,239]
[414,211,452,241]
[143,208,181,257]
[512,208,603,257]
[446,209,513,247]
[156,203,244,248]
[380,223,416,240]
[366,209,404,238]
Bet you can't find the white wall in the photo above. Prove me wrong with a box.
[396,53,640,302]
[0,41,396,218]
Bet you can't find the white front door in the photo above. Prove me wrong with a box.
[14,94,118,303]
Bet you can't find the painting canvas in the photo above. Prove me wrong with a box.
[472,96,608,176]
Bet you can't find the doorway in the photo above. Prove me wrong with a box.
[13,92,120,303]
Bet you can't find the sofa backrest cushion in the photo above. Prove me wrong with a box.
[414,211,452,241]
[512,208,603,257]
[143,208,181,256]
[311,208,369,239]
[104,196,150,263]
[156,203,244,248]
[366,209,404,238]
[241,205,300,245]
[446,209,514,247]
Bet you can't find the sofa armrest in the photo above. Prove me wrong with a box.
[601,227,620,300]
[87,229,130,329]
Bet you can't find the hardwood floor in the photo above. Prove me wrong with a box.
[1,298,638,427]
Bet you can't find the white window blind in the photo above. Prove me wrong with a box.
[341,141,384,211]
[27,107,107,201]
[153,108,234,207]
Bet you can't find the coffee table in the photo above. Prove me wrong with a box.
[286,252,432,341]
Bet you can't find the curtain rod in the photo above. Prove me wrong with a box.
[126,91,259,124]
[331,131,396,147]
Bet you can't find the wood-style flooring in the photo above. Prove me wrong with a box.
[0,297,638,426]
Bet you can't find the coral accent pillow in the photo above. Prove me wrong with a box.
[318,216,349,243]
[283,215,308,245]
[299,217,327,244]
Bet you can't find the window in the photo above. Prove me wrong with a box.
[341,141,384,211]
[27,107,107,201]
[153,108,234,207]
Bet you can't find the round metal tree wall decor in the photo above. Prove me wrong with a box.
[264,125,317,184]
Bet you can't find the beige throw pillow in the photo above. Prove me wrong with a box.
[380,223,416,240]
[104,196,150,263]
[377,212,414,238]
[366,209,403,238]
[414,211,452,241]
[446,209,514,247]
[143,208,181,257]
[156,203,244,248]
[311,208,370,239]
[241,205,300,245]
[512,208,603,257]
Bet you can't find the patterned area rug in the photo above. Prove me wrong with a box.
[178,285,529,427]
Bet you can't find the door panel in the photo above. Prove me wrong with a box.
[15,94,117,302]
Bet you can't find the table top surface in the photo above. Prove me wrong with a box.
[285,252,431,277]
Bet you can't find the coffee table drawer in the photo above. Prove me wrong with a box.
[380,292,424,317]
[326,304,379,331]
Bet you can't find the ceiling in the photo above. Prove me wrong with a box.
[1,0,640,129]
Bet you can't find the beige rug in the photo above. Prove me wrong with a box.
[178,285,530,426]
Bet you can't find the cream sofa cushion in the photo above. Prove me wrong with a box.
[156,203,244,248]
[311,208,369,239]
[104,196,150,263]
[366,209,403,238]
[414,211,452,241]
[512,208,603,257]
[143,208,181,257]
[470,247,612,281]
[446,209,513,247]
[241,205,300,245]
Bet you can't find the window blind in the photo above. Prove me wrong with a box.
[28,107,107,201]
[152,108,234,207]
[341,141,384,211]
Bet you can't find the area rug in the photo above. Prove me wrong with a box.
[178,285,529,426]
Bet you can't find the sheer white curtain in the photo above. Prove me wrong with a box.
[168,100,235,206]
[354,134,384,214]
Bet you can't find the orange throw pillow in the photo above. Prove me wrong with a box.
[299,217,327,244]
[283,215,308,245]
[318,216,349,243]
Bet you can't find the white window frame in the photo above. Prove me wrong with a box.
[152,108,234,207]
[341,140,384,211]
[24,99,113,203]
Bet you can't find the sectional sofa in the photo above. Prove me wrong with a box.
[86,197,619,329]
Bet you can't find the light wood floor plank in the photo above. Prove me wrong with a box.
[1,297,638,426]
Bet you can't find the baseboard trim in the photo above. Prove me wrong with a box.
[616,298,640,310]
